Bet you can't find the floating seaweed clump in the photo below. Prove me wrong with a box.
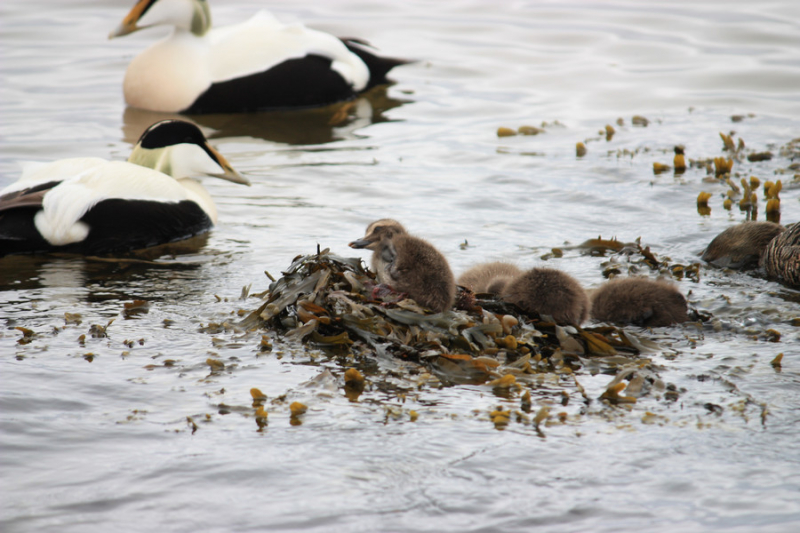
[241,249,674,395]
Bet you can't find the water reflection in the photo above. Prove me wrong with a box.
[121,85,411,146]
[0,233,210,292]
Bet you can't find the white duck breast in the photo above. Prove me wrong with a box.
[112,0,407,113]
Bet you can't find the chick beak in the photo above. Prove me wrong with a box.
[349,237,375,249]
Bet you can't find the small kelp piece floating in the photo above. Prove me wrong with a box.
[576,142,587,157]
[123,299,150,318]
[489,406,512,429]
[289,402,308,417]
[720,132,737,152]
[714,157,733,177]
[673,146,686,173]
[431,353,500,384]
[600,382,637,405]
[250,387,267,406]
[344,368,366,402]
[88,320,114,338]
[576,237,626,256]
[765,180,783,223]
[254,407,268,430]
[697,191,712,216]
[14,327,36,345]
[289,401,308,426]
[64,312,82,325]
[518,125,543,135]
[206,358,225,372]
[653,162,671,175]
[748,151,773,162]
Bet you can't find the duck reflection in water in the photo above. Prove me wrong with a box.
[0,233,209,292]
[122,85,412,146]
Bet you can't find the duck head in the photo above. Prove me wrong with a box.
[110,0,212,38]
[349,219,407,251]
[128,120,249,185]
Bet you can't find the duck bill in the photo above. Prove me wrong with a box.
[349,237,375,249]
[206,145,250,185]
[109,0,151,39]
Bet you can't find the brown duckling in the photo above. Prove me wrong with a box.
[502,268,590,325]
[760,222,800,288]
[702,221,785,269]
[590,277,687,327]
[458,262,523,295]
[349,219,456,313]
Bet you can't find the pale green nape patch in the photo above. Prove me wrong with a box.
[191,0,212,36]
[128,146,172,176]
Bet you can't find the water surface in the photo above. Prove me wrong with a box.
[1,1,800,532]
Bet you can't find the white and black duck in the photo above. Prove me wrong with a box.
[0,120,248,256]
[110,0,409,113]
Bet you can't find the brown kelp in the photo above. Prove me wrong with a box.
[241,248,679,406]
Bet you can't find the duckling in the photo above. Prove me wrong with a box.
[349,219,456,313]
[458,261,522,295]
[702,221,785,269]
[590,277,688,327]
[0,120,248,256]
[502,268,590,325]
[760,222,800,288]
[110,0,409,113]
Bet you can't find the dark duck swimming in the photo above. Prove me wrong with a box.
[760,222,800,288]
[701,221,785,269]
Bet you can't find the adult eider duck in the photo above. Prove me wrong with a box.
[109,0,409,114]
[702,221,785,269]
[502,268,590,326]
[590,277,688,327]
[760,223,800,288]
[458,261,522,295]
[0,120,248,257]
[349,219,456,313]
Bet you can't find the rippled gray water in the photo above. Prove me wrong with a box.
[2,1,800,532]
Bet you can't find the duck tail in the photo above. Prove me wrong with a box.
[341,38,414,90]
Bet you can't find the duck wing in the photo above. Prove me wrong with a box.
[208,11,369,89]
